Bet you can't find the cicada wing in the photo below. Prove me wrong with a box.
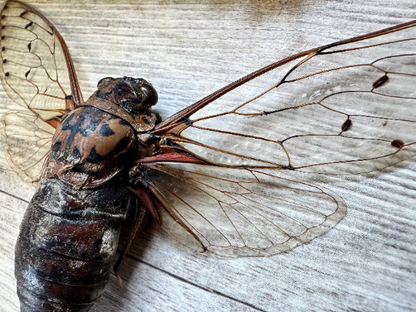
[0,0,83,184]
[147,163,346,257]
[156,21,416,176]
[1,109,54,185]
[143,21,415,256]
[0,1,83,118]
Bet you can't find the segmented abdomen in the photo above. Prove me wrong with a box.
[15,177,137,311]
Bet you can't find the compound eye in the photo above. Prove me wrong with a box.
[141,83,158,106]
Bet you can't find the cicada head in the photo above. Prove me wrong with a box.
[84,77,161,132]
[96,77,158,113]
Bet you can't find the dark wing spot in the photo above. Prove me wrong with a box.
[373,75,389,89]
[27,42,31,51]
[25,21,33,29]
[19,10,28,17]
[341,118,352,132]
[99,124,115,136]
[391,139,404,149]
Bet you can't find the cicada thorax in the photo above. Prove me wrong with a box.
[47,106,136,188]
[15,77,160,311]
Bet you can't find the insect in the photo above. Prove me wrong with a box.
[0,0,414,311]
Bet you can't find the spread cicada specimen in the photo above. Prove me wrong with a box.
[0,0,415,311]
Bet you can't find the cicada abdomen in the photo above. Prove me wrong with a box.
[15,180,137,311]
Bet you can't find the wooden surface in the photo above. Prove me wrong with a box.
[0,0,415,311]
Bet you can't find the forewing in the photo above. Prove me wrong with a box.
[147,163,346,257]
[0,0,82,184]
[147,21,416,256]
[155,21,416,175]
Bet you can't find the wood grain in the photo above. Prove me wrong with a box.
[0,0,415,311]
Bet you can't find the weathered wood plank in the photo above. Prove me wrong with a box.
[0,0,415,311]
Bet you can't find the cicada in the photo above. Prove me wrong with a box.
[0,0,414,311]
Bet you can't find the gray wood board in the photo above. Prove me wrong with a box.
[0,0,415,311]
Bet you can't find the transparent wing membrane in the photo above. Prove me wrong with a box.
[1,109,54,183]
[149,21,416,256]
[160,23,416,176]
[149,163,347,257]
[0,1,71,119]
[0,0,82,184]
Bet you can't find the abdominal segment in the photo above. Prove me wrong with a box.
[15,178,139,312]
